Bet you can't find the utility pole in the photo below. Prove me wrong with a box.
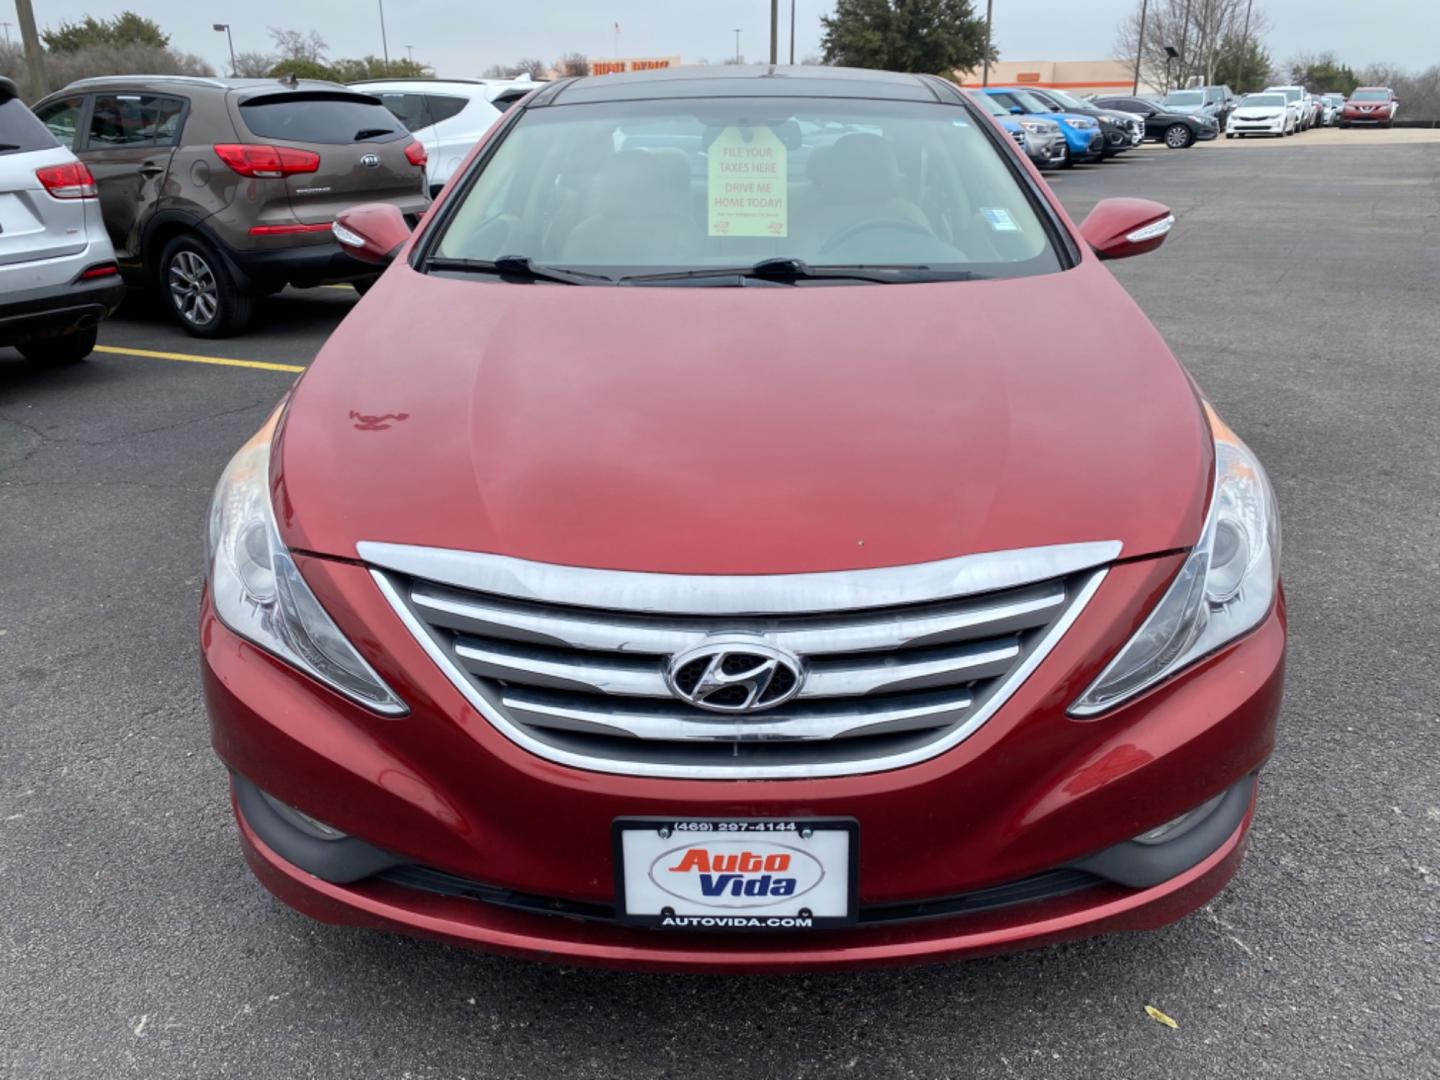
[1131,0,1148,94]
[378,0,390,66]
[769,0,778,64]
[1178,0,1192,87]
[789,0,795,64]
[14,0,46,98]
[982,0,994,86]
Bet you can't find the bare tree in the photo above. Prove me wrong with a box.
[482,58,547,79]
[268,28,327,64]
[1115,0,1269,91]
[1362,62,1440,118]
[232,51,276,78]
[554,52,589,77]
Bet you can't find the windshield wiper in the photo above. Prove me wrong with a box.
[619,258,980,286]
[423,254,613,285]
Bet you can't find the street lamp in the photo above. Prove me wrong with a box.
[733,28,742,64]
[377,0,390,67]
[212,23,236,77]
[1164,45,1180,94]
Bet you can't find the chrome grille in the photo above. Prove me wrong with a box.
[364,541,1118,779]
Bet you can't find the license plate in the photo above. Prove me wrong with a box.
[614,818,858,930]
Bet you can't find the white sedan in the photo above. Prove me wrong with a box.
[1226,93,1295,138]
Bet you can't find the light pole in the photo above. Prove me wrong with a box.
[1,22,13,45]
[733,28,742,64]
[769,0,778,65]
[406,44,415,64]
[1164,45,1179,94]
[1237,0,1254,92]
[982,0,994,86]
[212,24,236,77]
[378,0,390,67]
[1131,0,1148,94]
[789,0,795,64]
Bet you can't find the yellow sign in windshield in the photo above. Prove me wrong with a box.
[707,126,788,237]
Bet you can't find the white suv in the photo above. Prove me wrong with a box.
[352,77,540,197]
[0,77,123,364]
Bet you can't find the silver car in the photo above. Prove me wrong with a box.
[0,77,123,364]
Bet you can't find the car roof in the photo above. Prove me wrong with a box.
[57,75,376,102]
[349,78,528,93]
[530,64,943,106]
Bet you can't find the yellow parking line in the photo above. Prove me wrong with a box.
[95,345,305,373]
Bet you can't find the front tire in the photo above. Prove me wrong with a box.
[1164,123,1194,149]
[160,235,253,338]
[17,325,98,365]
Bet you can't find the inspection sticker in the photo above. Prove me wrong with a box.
[981,207,1020,232]
[708,126,788,237]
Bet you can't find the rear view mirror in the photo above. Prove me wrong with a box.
[333,203,412,266]
[1079,198,1174,260]
[1009,106,1024,115]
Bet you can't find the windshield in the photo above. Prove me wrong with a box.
[1351,89,1389,102]
[1043,89,1090,111]
[1240,94,1286,107]
[972,93,1009,118]
[1164,91,1205,107]
[429,97,1060,283]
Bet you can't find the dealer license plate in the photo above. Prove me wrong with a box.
[614,818,858,930]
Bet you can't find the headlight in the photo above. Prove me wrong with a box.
[1019,120,1049,134]
[1069,117,1097,129]
[1070,403,1279,716]
[207,407,407,715]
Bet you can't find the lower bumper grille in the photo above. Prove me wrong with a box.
[376,862,1102,928]
[366,541,1115,778]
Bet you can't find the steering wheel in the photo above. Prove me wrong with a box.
[819,217,937,256]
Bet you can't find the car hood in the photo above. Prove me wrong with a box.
[276,261,1211,575]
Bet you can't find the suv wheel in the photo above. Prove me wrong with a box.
[18,325,97,365]
[1164,123,1193,149]
[161,236,253,338]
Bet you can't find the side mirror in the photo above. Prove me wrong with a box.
[333,203,412,266]
[1009,106,1024,115]
[1079,198,1174,261]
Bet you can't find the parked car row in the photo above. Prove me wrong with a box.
[8,72,537,343]
[1221,85,1399,138]
[971,86,1146,170]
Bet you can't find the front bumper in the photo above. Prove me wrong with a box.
[1026,133,1068,168]
[1341,110,1390,125]
[0,274,126,348]
[1229,117,1287,135]
[204,554,1285,972]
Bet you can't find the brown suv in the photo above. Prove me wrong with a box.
[31,76,430,336]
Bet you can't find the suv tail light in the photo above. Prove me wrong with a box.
[404,141,427,168]
[213,144,321,178]
[35,162,98,199]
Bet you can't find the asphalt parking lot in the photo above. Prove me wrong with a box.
[3,138,1438,1079]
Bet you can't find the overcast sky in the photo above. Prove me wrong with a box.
[7,1,1437,75]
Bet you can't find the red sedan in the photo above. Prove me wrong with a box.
[202,65,1285,972]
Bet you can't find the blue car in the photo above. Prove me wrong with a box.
[980,87,1105,167]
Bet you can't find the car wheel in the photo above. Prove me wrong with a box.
[1059,145,1074,169]
[17,325,98,365]
[160,235,253,338]
[1164,124,1193,149]
[1225,132,1235,139]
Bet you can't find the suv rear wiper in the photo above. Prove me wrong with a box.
[619,258,980,286]
[354,127,398,141]
[423,254,613,285]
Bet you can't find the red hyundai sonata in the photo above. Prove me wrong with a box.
[202,66,1284,972]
